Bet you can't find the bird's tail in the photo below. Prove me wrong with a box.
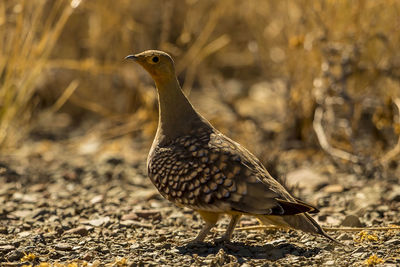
[256,213,343,246]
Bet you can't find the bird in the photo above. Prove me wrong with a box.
[125,50,339,245]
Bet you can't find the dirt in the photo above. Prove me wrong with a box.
[0,130,399,267]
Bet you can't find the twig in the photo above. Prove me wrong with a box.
[313,106,360,163]
[182,34,231,94]
[50,79,79,112]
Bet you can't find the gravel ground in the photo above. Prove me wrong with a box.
[0,137,399,266]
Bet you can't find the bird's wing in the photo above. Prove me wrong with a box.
[207,132,319,215]
[148,128,318,215]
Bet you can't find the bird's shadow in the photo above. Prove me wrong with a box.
[176,241,322,262]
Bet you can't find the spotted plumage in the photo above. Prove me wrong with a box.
[148,126,309,216]
[126,50,340,245]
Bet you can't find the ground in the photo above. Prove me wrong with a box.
[2,1,400,266]
[0,133,399,267]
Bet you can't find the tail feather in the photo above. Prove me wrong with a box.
[256,213,344,246]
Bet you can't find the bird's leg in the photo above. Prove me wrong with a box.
[188,221,215,244]
[184,210,220,246]
[216,214,241,243]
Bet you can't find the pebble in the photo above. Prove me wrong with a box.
[64,226,89,236]
[341,215,364,227]
[170,248,180,254]
[130,243,140,249]
[385,239,400,246]
[17,231,32,238]
[120,220,152,228]
[134,210,162,220]
[6,249,24,261]
[0,226,7,234]
[352,247,366,253]
[286,168,329,192]
[81,252,93,261]
[337,233,352,240]
[90,195,103,204]
[324,260,335,266]
[55,243,73,251]
[86,216,110,227]
[0,245,15,252]
[156,236,167,242]
[388,186,400,202]
[121,213,139,221]
[323,184,344,193]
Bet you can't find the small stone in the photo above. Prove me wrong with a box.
[55,243,72,251]
[376,205,389,212]
[64,226,88,236]
[325,260,335,266]
[81,252,93,261]
[86,216,110,227]
[90,195,103,204]
[91,260,101,267]
[49,251,63,259]
[6,249,24,261]
[32,208,49,218]
[101,247,110,253]
[352,247,366,253]
[385,239,400,246]
[11,239,21,247]
[286,168,329,192]
[323,184,344,193]
[12,209,32,218]
[352,252,364,258]
[326,216,341,225]
[389,192,400,202]
[0,245,15,252]
[30,183,47,192]
[130,243,140,249]
[388,185,400,202]
[337,233,352,240]
[156,236,167,242]
[341,215,364,227]
[134,210,162,220]
[43,231,58,239]
[17,231,31,238]
[170,248,180,254]
[121,213,139,221]
[120,220,152,228]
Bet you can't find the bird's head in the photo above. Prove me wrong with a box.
[125,50,176,82]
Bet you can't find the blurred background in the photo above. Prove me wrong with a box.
[1,1,400,264]
[1,0,399,180]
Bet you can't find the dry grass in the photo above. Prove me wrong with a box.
[1,0,399,170]
[0,0,76,147]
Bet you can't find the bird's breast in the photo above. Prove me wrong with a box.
[147,129,245,211]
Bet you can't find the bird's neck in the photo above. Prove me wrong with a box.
[154,77,204,140]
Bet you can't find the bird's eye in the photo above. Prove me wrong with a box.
[152,56,159,63]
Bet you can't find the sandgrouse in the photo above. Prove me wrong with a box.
[126,50,338,245]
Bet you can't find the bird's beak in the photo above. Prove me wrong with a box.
[125,54,137,60]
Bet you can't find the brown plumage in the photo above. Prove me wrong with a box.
[126,50,339,245]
